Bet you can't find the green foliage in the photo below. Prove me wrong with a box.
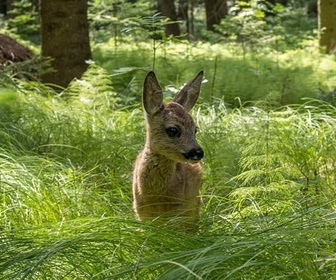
[93,39,336,107]
[1,79,336,278]
[7,0,39,41]
[0,55,52,85]
[229,103,336,218]
[212,1,316,53]
[2,0,328,108]
[215,0,270,53]
[66,63,122,109]
[2,213,335,279]
[89,0,157,43]
[1,1,336,278]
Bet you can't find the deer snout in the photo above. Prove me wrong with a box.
[183,147,204,161]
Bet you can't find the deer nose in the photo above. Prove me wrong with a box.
[184,148,204,161]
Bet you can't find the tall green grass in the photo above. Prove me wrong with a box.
[1,68,336,278]
[2,212,336,279]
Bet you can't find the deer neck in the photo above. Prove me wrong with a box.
[143,143,176,172]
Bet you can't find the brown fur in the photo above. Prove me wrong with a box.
[133,71,204,227]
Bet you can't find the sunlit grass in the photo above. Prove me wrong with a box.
[1,71,336,278]
[93,40,336,107]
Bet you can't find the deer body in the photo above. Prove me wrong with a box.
[133,71,204,225]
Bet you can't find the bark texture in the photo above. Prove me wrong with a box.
[40,0,92,87]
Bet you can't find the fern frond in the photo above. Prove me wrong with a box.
[66,64,121,110]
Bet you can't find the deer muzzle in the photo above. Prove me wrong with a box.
[183,147,204,161]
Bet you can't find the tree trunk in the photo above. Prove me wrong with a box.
[318,0,336,53]
[39,0,92,87]
[0,0,6,16]
[1,0,14,18]
[158,0,180,37]
[178,0,189,34]
[205,0,227,31]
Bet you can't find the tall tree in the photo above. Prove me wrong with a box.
[318,0,336,53]
[39,0,92,87]
[0,0,6,16]
[205,0,227,31]
[178,0,189,33]
[157,0,180,37]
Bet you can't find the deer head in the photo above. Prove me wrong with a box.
[142,71,204,163]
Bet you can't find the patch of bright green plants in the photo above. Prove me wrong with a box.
[0,74,336,278]
[93,39,336,108]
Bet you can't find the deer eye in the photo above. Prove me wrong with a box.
[166,127,181,138]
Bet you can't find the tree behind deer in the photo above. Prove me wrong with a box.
[133,71,204,228]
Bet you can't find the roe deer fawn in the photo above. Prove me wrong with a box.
[132,71,204,227]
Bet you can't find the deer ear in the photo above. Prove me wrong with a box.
[173,71,203,112]
[143,71,164,115]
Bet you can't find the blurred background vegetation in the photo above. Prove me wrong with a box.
[1,0,335,106]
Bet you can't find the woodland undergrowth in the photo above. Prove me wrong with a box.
[2,1,336,278]
[1,64,336,278]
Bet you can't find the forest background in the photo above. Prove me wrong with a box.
[1,0,336,279]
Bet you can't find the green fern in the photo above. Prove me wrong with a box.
[230,103,336,218]
[66,64,121,110]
